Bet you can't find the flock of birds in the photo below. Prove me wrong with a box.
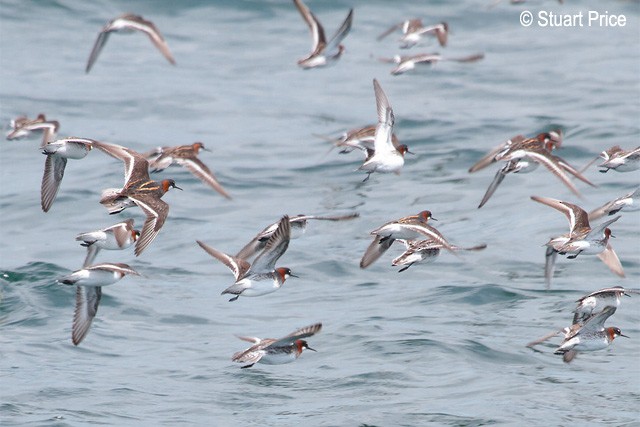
[6,0,640,367]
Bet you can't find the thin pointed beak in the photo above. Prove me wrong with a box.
[289,273,299,278]
[620,333,629,338]
[406,149,415,155]
[306,346,317,352]
[174,185,183,191]
[431,217,438,221]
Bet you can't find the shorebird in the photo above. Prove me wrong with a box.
[147,142,231,199]
[292,0,353,69]
[58,262,140,345]
[377,19,449,48]
[92,141,181,256]
[232,323,321,368]
[588,188,640,221]
[554,306,626,363]
[41,137,95,212]
[197,216,297,301]
[598,146,640,173]
[76,219,140,266]
[391,239,486,272]
[86,13,176,73]
[358,79,412,181]
[6,113,59,147]
[316,125,401,155]
[530,196,625,286]
[360,210,454,269]
[379,52,484,75]
[235,213,359,261]
[472,132,594,203]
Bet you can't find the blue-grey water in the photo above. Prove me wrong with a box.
[1,0,639,425]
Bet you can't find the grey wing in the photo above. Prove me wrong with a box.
[544,246,557,289]
[585,215,620,240]
[250,216,291,272]
[597,243,625,278]
[377,22,402,41]
[177,157,231,199]
[86,30,111,73]
[83,245,100,268]
[41,155,67,212]
[294,212,360,222]
[325,8,353,54]
[468,141,510,173]
[360,235,395,269]
[579,306,617,334]
[72,286,102,345]
[196,240,250,280]
[477,163,509,208]
[269,323,322,348]
[137,19,176,65]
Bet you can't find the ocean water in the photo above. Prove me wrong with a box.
[1,0,639,425]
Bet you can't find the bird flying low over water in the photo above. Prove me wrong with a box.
[86,13,176,73]
[58,262,140,345]
[377,19,449,49]
[358,79,412,181]
[232,323,322,368]
[146,142,232,200]
[530,196,625,287]
[92,141,182,256]
[197,216,297,301]
[235,213,359,261]
[41,137,95,212]
[7,113,59,148]
[293,0,353,69]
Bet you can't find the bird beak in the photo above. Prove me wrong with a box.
[306,346,317,352]
[406,149,415,155]
[620,333,629,338]
[289,273,300,278]
[431,217,438,221]
[175,185,183,191]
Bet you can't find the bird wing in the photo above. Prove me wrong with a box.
[530,196,589,235]
[250,216,291,273]
[360,235,396,269]
[176,157,231,199]
[41,155,67,212]
[72,286,102,345]
[293,0,326,53]
[85,30,111,73]
[477,162,509,208]
[268,323,323,348]
[372,79,395,154]
[130,195,169,256]
[128,16,176,65]
[597,243,625,278]
[325,9,353,55]
[196,240,251,280]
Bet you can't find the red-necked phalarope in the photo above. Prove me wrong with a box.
[197,216,297,301]
[147,142,231,200]
[293,0,353,69]
[232,323,321,368]
[58,262,140,345]
[86,13,176,73]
